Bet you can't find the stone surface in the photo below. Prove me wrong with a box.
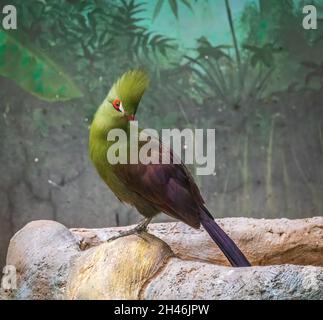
[144,261,323,300]
[1,218,323,300]
[5,220,80,299]
[67,234,173,299]
[72,217,323,266]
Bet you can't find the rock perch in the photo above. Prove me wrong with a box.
[1,217,323,300]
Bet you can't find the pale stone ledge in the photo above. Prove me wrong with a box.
[1,217,322,300]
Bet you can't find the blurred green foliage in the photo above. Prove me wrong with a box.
[0,30,83,101]
[6,0,199,128]
[3,0,323,124]
[241,0,323,91]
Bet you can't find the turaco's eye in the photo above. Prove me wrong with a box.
[112,99,124,113]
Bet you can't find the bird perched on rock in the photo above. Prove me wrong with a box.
[89,70,250,267]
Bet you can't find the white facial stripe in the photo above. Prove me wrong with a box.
[119,102,125,113]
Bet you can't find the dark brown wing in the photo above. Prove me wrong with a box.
[113,135,252,267]
[114,136,204,228]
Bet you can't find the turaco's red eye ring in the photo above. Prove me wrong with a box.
[112,99,121,111]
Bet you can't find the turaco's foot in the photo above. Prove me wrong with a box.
[107,217,152,242]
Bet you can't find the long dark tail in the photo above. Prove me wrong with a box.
[199,207,251,267]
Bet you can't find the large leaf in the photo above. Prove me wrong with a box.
[0,30,83,101]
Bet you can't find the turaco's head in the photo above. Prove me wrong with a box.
[101,69,149,123]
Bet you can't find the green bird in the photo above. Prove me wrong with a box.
[89,70,250,267]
